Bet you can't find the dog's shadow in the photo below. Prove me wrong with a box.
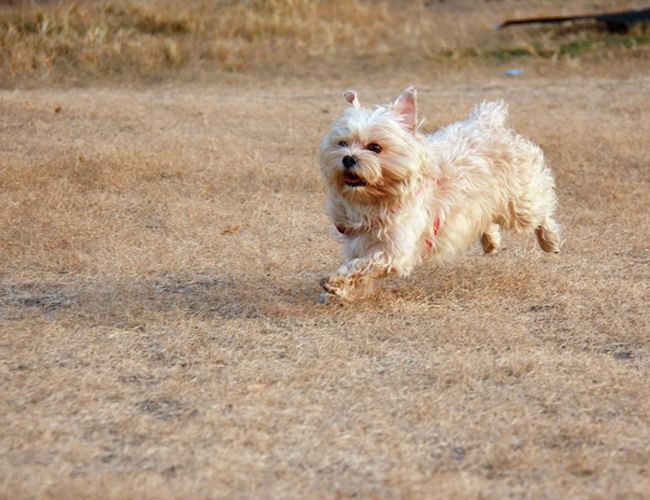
[0,272,324,327]
[147,272,322,321]
[3,252,558,328]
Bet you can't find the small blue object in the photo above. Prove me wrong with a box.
[505,69,523,76]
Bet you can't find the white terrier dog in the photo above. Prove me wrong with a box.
[319,87,560,301]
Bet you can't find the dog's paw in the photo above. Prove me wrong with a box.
[319,274,376,302]
[319,275,351,301]
[320,275,340,293]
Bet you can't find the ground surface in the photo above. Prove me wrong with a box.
[1,64,649,498]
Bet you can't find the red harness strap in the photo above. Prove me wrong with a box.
[423,215,441,252]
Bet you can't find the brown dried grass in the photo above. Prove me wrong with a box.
[2,66,650,497]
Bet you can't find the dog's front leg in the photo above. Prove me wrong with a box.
[320,253,393,302]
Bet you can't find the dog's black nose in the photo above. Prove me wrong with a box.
[342,155,357,169]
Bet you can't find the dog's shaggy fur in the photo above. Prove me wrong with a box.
[319,87,560,301]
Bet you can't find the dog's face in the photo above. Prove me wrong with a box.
[320,87,424,205]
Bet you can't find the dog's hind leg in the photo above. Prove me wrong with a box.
[529,175,561,253]
[535,216,561,253]
[509,153,561,254]
[481,224,502,254]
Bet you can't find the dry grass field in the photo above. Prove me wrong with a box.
[2,0,650,498]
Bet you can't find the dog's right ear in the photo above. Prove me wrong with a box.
[343,90,360,109]
[393,86,418,132]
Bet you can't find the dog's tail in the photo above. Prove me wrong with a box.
[470,100,508,128]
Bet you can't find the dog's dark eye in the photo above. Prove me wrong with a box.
[366,143,382,154]
[338,141,348,148]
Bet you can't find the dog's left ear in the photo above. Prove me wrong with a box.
[344,90,360,109]
[393,86,417,132]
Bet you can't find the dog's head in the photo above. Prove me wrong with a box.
[320,87,426,206]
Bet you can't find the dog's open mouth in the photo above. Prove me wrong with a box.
[343,172,366,187]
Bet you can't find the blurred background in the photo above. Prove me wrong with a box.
[1,0,648,87]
